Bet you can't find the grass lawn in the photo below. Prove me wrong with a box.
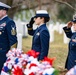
[22,31,69,74]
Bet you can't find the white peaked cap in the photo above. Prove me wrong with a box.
[36,10,48,14]
[0,2,11,9]
[35,10,50,18]
[73,14,76,20]
[71,14,76,22]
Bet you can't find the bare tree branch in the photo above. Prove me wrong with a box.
[53,0,76,11]
[11,1,51,12]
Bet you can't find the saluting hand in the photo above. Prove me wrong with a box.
[27,17,35,28]
[72,39,76,42]
[67,21,73,28]
[29,17,35,25]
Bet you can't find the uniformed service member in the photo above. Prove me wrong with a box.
[27,10,50,61]
[63,14,76,70]
[0,2,17,73]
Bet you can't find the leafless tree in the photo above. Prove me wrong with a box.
[0,0,76,22]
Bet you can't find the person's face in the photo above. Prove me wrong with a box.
[73,22,76,31]
[0,9,6,19]
[34,17,44,25]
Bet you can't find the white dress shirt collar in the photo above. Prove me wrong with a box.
[0,15,8,20]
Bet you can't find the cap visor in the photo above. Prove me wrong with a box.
[71,19,76,23]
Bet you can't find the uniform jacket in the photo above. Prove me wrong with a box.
[0,16,17,72]
[63,26,76,70]
[28,24,50,60]
[0,16,17,52]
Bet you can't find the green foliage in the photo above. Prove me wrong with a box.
[57,4,74,23]
[53,69,60,75]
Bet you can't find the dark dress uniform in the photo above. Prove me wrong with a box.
[0,2,17,73]
[28,24,50,60]
[0,16,17,72]
[63,27,76,70]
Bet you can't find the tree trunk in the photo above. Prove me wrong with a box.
[6,0,16,19]
[7,7,18,19]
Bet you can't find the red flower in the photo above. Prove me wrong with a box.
[29,72,34,75]
[42,57,56,66]
[29,63,37,69]
[26,50,40,58]
[22,60,27,69]
[12,66,24,75]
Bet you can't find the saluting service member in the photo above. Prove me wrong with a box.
[63,14,76,70]
[27,10,50,61]
[0,2,17,73]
